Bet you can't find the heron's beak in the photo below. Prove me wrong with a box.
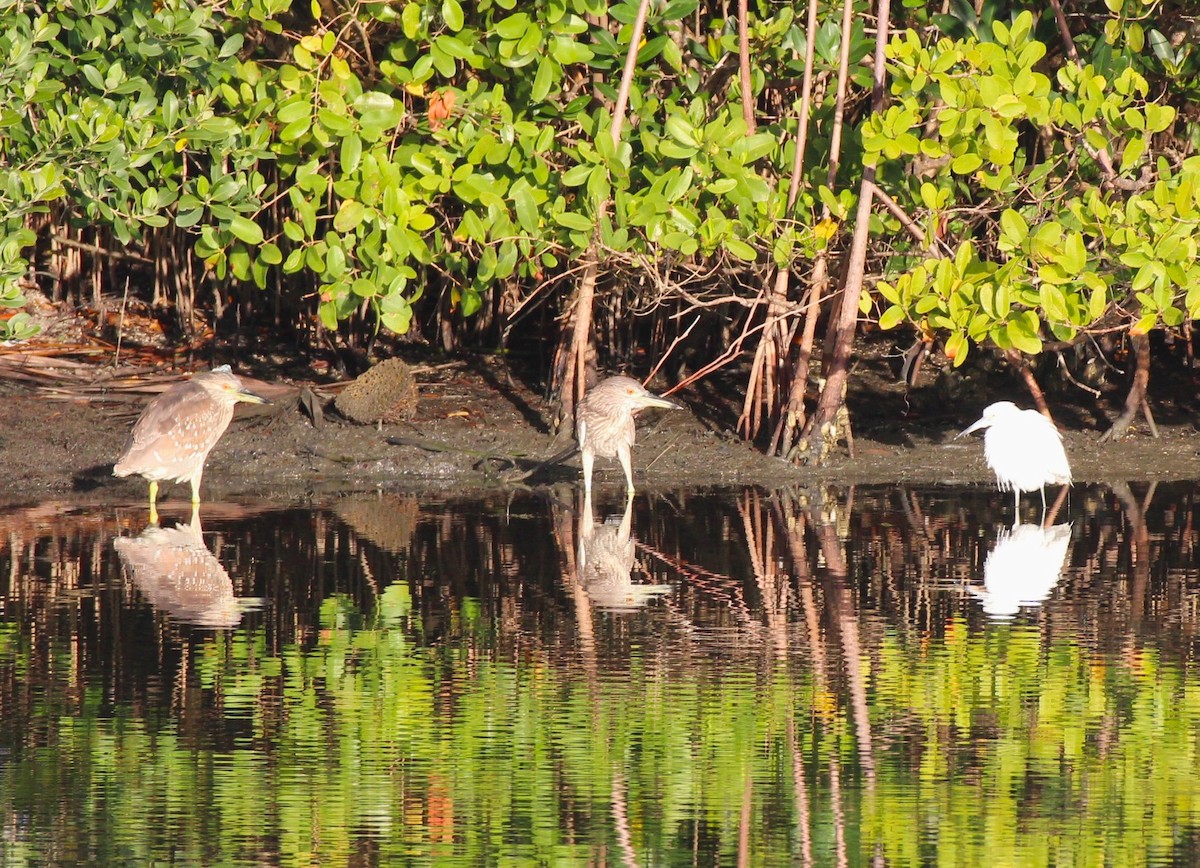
[233,386,270,405]
[637,392,684,411]
[956,417,988,439]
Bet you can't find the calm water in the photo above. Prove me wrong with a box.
[1,482,1198,866]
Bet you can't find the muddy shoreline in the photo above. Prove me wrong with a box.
[0,358,1195,508]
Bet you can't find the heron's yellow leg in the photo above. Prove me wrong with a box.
[148,480,160,526]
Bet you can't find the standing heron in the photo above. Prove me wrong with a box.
[114,366,267,522]
[957,401,1072,515]
[576,376,683,498]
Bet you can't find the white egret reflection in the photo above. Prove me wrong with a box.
[971,522,1073,619]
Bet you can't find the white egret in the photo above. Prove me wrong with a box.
[957,401,1072,515]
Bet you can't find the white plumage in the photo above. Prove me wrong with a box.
[971,522,1073,619]
[957,401,1071,515]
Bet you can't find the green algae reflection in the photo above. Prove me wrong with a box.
[1,488,1198,865]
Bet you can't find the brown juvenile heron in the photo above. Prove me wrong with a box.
[114,366,267,521]
[576,375,682,497]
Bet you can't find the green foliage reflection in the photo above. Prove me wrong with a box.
[3,492,1200,865]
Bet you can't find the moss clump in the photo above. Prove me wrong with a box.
[334,358,418,424]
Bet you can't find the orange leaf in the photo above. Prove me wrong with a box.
[428,90,457,129]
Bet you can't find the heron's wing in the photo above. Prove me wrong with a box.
[1047,426,1072,484]
[123,382,213,451]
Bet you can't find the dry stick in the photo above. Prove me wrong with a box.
[52,233,153,264]
[114,276,131,367]
[643,314,701,385]
[864,180,926,246]
[666,299,802,396]
[1056,350,1102,398]
[736,0,756,134]
[800,0,892,456]
[662,275,841,399]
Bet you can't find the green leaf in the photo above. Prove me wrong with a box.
[442,0,464,31]
[82,65,105,90]
[461,286,483,316]
[402,1,422,38]
[552,37,594,65]
[511,184,539,233]
[341,134,363,175]
[260,242,283,265]
[229,216,264,245]
[725,237,757,262]
[1006,312,1043,354]
[532,57,554,102]
[319,299,340,330]
[334,199,366,233]
[945,331,968,366]
[657,140,698,159]
[554,212,592,231]
[879,305,905,330]
[1039,283,1069,322]
[219,33,245,59]
[382,309,414,333]
[495,13,530,39]
[1121,136,1145,172]
[665,115,700,149]
[951,152,983,174]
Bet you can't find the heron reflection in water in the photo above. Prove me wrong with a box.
[577,494,672,611]
[970,522,1073,619]
[114,510,253,628]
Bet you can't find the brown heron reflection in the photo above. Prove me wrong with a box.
[577,494,671,611]
[971,522,1073,619]
[113,511,247,628]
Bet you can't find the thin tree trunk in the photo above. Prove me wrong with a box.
[772,0,856,458]
[796,0,892,463]
[1003,348,1051,417]
[1101,331,1154,440]
[737,0,756,133]
[551,0,652,427]
[738,0,821,442]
